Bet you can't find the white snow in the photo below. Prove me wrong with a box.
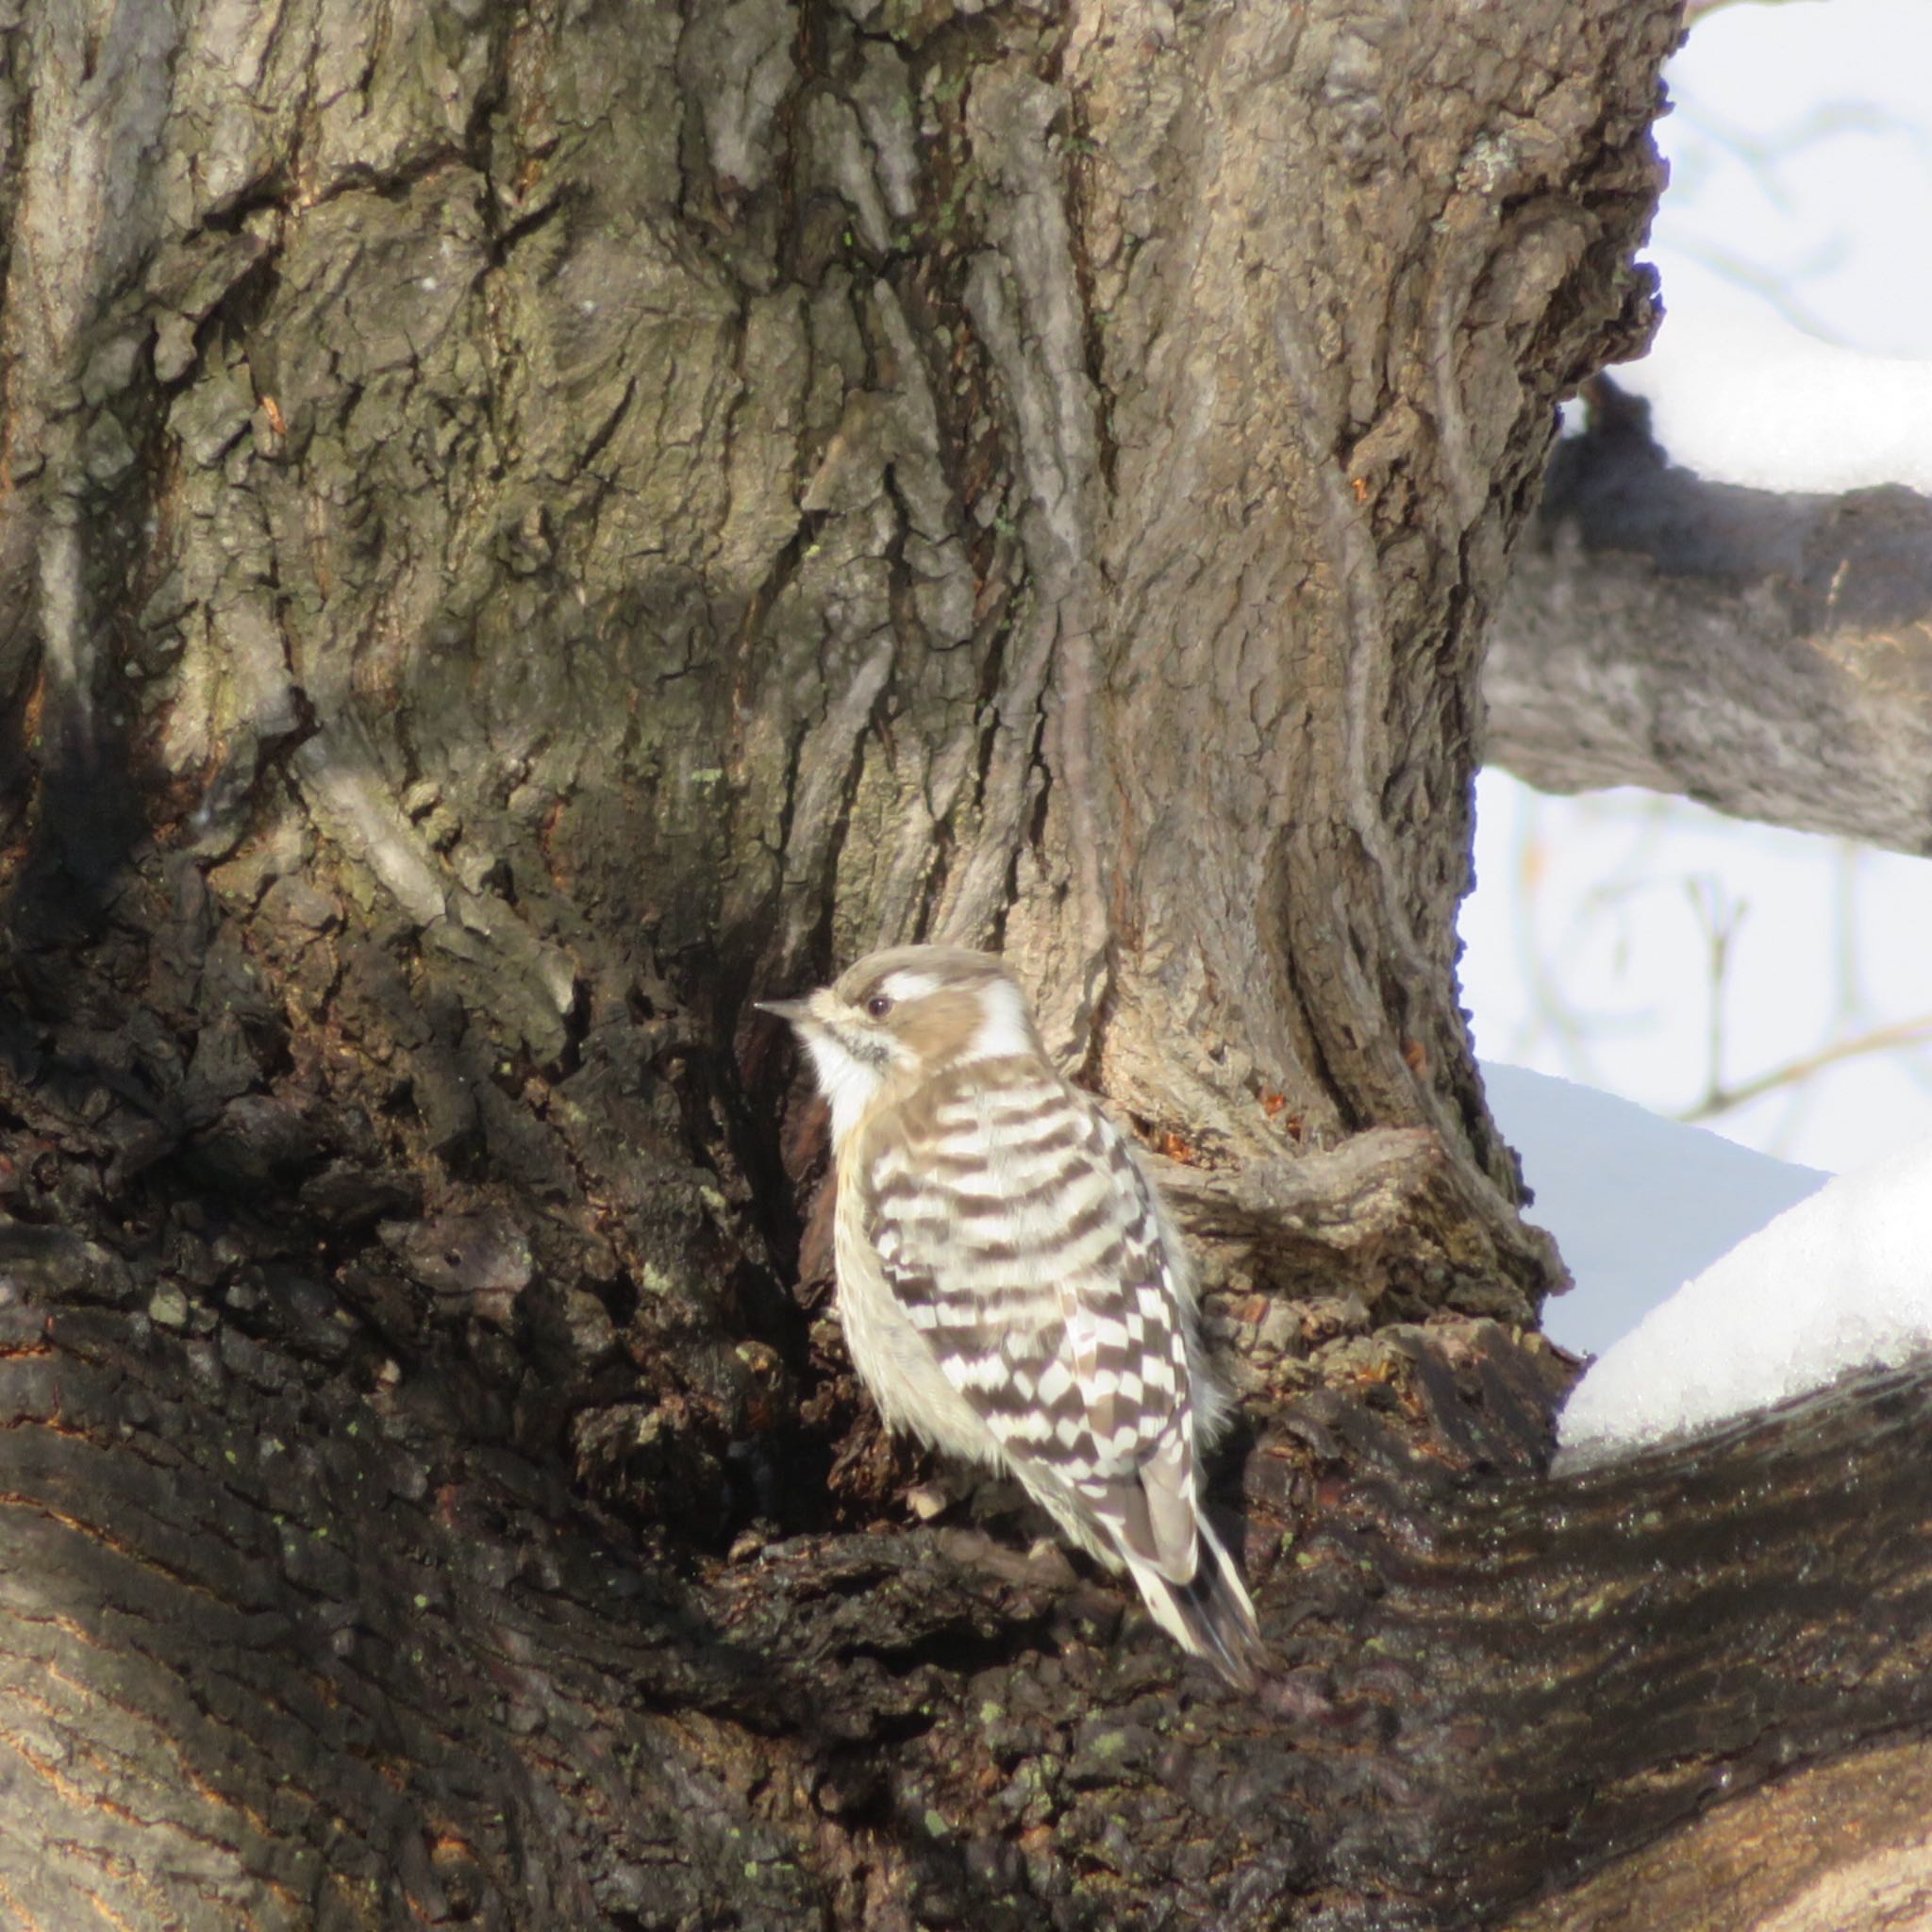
[1555,1134,1932,1468]
[1611,310,1932,497]
[1616,0,1932,500]
[1483,1063,1828,1359]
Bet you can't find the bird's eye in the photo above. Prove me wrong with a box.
[865,993,893,1019]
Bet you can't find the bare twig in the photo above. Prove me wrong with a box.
[1679,1014,1932,1124]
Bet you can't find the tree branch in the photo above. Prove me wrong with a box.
[1681,1010,1932,1122]
[1485,379,1932,856]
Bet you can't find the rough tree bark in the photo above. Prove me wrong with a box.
[5,3,1927,1929]
[1486,378,1932,854]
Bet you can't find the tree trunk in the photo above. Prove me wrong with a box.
[13,4,1924,1929]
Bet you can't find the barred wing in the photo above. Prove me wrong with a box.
[860,1060,1202,1583]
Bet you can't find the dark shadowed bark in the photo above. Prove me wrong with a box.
[1486,379,1932,853]
[6,2,1928,1928]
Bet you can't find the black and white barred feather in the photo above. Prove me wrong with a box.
[763,944,1262,1685]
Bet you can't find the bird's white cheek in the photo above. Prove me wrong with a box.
[804,1034,885,1147]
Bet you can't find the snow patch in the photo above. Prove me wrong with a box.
[1556,1134,1932,1467]
[1615,309,1932,496]
[1484,1063,1829,1359]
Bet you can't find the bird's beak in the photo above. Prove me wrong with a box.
[755,996,813,1026]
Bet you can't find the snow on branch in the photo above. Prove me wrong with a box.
[1484,378,1932,858]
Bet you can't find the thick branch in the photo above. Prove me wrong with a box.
[1485,380,1932,853]
[1402,1358,1932,1922]
[8,1212,1932,1928]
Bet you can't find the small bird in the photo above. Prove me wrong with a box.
[760,943,1262,1685]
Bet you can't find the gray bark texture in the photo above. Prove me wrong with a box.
[1486,378,1932,853]
[8,2,1927,1929]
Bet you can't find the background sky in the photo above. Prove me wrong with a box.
[1458,0,1932,1179]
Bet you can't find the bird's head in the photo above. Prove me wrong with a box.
[758,944,1042,1145]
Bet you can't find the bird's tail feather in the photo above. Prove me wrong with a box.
[1129,1519,1265,1689]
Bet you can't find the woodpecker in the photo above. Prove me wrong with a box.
[759,943,1262,1686]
